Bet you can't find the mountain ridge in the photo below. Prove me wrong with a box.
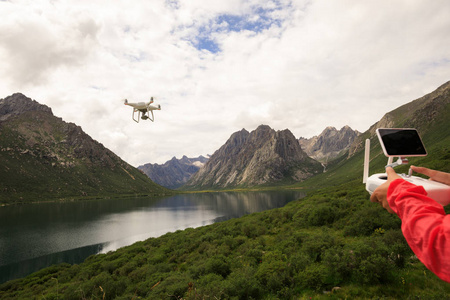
[138,155,209,189]
[299,80,450,189]
[299,125,360,163]
[348,80,450,157]
[0,93,170,204]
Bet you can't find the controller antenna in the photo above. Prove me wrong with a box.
[363,139,370,184]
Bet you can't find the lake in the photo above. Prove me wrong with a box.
[0,190,303,283]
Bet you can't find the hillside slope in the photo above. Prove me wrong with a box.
[0,93,170,204]
[297,80,450,189]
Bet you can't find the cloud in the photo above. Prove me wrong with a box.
[0,2,100,86]
[0,0,449,166]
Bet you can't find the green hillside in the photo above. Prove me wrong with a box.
[294,81,450,190]
[0,94,171,204]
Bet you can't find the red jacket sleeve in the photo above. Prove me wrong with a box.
[387,179,450,283]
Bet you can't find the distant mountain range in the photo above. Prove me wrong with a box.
[138,155,209,189]
[141,126,360,189]
[298,125,360,163]
[140,81,449,190]
[0,93,169,204]
[183,125,323,189]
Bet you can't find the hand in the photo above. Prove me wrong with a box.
[370,167,402,214]
[410,166,450,186]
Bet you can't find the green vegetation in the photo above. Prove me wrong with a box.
[0,111,172,205]
[2,181,450,299]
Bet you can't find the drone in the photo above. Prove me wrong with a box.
[124,97,161,123]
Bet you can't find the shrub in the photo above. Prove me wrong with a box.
[205,255,231,278]
[306,204,336,226]
[322,246,355,285]
[344,207,400,236]
[382,229,411,268]
[193,273,226,299]
[296,263,327,291]
[151,273,193,299]
[355,254,394,284]
[255,259,289,292]
[300,229,340,262]
[224,267,262,299]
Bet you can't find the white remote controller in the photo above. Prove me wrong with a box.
[363,129,450,206]
[366,173,450,206]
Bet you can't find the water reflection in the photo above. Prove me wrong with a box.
[0,190,303,283]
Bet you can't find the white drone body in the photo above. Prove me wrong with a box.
[364,128,450,206]
[124,97,161,123]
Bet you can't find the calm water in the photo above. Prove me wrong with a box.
[0,191,303,283]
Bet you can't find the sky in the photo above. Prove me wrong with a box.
[1,0,450,166]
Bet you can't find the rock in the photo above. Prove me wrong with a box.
[299,125,360,163]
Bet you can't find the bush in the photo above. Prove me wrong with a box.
[355,254,394,284]
[322,246,355,285]
[307,204,337,226]
[205,255,231,278]
[382,229,411,268]
[151,273,193,299]
[300,229,340,262]
[193,273,226,299]
[224,267,262,299]
[344,207,400,236]
[256,259,289,292]
[296,263,327,291]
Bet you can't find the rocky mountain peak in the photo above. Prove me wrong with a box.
[230,128,250,144]
[299,126,360,163]
[183,125,322,189]
[0,93,53,121]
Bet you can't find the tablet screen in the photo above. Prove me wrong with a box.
[377,128,427,157]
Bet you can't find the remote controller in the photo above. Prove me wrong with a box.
[363,128,450,206]
[366,173,450,206]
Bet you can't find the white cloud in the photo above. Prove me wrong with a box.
[0,0,449,166]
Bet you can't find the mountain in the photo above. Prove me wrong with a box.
[0,93,170,204]
[183,125,323,189]
[349,80,450,157]
[138,155,209,189]
[298,125,360,163]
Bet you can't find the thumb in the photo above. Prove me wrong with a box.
[386,167,401,181]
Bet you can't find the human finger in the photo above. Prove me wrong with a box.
[410,165,434,177]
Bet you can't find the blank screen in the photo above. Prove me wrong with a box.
[378,129,427,156]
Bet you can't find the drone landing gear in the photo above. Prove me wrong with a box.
[132,108,154,123]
